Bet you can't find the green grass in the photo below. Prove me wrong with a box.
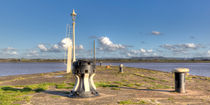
[55,83,74,89]
[168,97,174,102]
[50,95,62,98]
[122,83,134,87]
[185,76,192,80]
[25,83,55,92]
[0,83,56,105]
[135,83,143,86]
[133,73,156,80]
[95,82,119,88]
[111,87,120,90]
[134,73,170,83]
[0,86,33,105]
[118,100,147,104]
[147,84,171,89]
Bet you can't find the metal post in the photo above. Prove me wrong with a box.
[99,61,102,66]
[119,64,124,73]
[173,68,189,93]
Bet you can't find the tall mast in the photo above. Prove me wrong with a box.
[71,9,77,62]
[64,24,70,64]
[66,24,72,73]
[66,42,72,73]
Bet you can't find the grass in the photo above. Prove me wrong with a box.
[95,82,119,88]
[133,73,157,80]
[118,100,147,104]
[135,83,143,86]
[95,81,143,89]
[134,73,170,84]
[168,97,174,103]
[111,87,120,90]
[25,83,55,92]
[55,83,74,89]
[147,84,171,89]
[122,83,134,87]
[0,83,55,105]
[50,95,62,98]
[186,76,192,80]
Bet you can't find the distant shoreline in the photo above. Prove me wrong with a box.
[1,58,210,63]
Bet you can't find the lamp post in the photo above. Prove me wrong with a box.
[71,9,77,62]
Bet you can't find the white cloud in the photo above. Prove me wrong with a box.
[98,36,126,51]
[37,38,81,53]
[152,31,161,35]
[38,44,48,52]
[59,38,72,49]
[26,50,39,57]
[1,47,18,55]
[208,50,210,55]
[160,43,201,53]
[147,49,153,53]
[140,48,146,53]
[185,43,196,48]
[126,48,155,57]
[76,45,84,50]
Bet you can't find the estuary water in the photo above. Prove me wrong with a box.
[0,62,209,77]
[0,62,66,76]
[103,62,210,77]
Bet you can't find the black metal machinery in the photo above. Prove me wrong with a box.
[69,60,99,98]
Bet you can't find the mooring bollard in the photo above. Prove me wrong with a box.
[173,68,189,93]
[99,61,102,66]
[69,60,99,98]
[119,64,124,73]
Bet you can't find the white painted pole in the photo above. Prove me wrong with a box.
[72,21,76,62]
[67,46,72,73]
[71,9,77,62]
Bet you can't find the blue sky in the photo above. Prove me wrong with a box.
[0,0,210,58]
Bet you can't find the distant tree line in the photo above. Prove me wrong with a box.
[1,57,210,63]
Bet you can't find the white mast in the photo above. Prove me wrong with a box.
[71,9,77,62]
[66,24,72,73]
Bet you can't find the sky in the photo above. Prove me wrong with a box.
[0,0,210,59]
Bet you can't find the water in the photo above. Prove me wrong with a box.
[102,62,210,77]
[0,62,209,77]
[0,62,66,76]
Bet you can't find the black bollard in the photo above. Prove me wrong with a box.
[119,64,124,73]
[173,68,189,93]
[69,60,99,98]
[99,61,102,66]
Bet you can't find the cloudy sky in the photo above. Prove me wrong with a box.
[0,0,210,59]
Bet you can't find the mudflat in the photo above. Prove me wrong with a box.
[0,66,209,105]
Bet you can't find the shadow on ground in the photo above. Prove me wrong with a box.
[118,87,174,92]
[43,90,70,97]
